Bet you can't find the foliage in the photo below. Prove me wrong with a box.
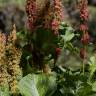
[52,66,96,96]
[0,0,96,96]
[14,21,96,96]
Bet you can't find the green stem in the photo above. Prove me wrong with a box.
[82,60,85,75]
[82,45,87,75]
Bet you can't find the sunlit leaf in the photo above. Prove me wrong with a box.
[18,74,56,96]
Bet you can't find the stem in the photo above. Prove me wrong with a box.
[82,59,85,75]
[82,45,87,75]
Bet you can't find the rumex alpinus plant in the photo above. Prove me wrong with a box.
[79,0,90,74]
[25,0,64,73]
[11,0,96,96]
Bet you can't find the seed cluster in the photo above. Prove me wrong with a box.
[6,25,22,94]
[43,1,54,29]
[26,0,37,30]
[52,0,64,35]
[0,25,22,95]
[79,0,90,59]
[0,32,8,86]
[25,0,64,34]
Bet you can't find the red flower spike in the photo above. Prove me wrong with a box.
[79,0,90,59]
[79,0,89,21]
[26,0,37,31]
[52,0,64,34]
[26,0,64,34]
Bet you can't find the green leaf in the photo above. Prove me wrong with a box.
[61,31,74,42]
[18,74,56,96]
[88,56,96,80]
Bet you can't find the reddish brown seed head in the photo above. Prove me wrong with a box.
[79,0,89,21]
[55,48,61,56]
[80,48,87,59]
[81,32,90,45]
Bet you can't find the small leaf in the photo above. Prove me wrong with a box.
[61,31,74,42]
[92,82,96,92]
[26,55,32,61]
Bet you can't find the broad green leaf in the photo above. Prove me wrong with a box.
[18,74,56,96]
[18,74,39,96]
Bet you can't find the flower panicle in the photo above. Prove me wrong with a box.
[25,0,64,35]
[26,0,37,31]
[0,32,7,86]
[6,25,22,94]
[52,0,64,35]
[79,0,89,21]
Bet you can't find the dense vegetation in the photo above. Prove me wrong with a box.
[0,0,96,96]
